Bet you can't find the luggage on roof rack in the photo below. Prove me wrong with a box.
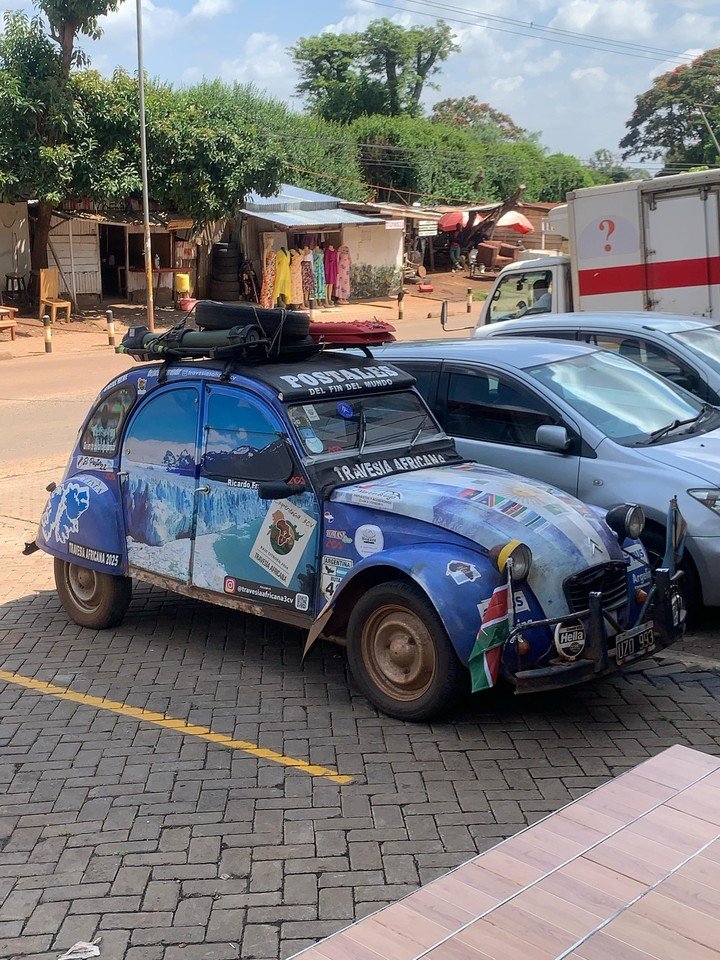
[195,300,310,340]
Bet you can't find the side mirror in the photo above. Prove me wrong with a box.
[536,424,571,453]
[257,479,307,500]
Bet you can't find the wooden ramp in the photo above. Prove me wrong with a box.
[293,745,720,960]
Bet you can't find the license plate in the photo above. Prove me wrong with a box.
[615,624,655,665]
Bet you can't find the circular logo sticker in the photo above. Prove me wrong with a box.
[337,401,354,419]
[354,524,384,558]
[269,510,301,556]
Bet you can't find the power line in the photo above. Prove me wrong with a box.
[357,0,700,64]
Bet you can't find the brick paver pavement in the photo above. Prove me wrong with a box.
[1,474,720,960]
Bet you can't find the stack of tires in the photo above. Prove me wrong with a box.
[208,242,241,301]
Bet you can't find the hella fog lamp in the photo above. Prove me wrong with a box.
[497,540,532,582]
[606,504,645,541]
[554,621,586,660]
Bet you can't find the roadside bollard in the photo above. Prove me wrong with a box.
[440,299,448,330]
[106,309,116,347]
[397,290,405,321]
[466,288,473,313]
[43,314,52,353]
[308,297,316,322]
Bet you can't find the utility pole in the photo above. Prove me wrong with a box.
[136,0,155,331]
[697,104,720,162]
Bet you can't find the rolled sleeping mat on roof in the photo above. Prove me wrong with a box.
[195,300,310,340]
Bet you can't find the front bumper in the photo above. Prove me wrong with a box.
[509,569,684,694]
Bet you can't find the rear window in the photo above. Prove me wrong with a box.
[80,384,136,456]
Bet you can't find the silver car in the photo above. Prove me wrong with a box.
[380,338,720,610]
[474,312,720,404]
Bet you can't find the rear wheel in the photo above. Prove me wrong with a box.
[54,558,132,628]
[346,581,464,721]
[640,527,702,619]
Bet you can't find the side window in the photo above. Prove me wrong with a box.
[396,365,437,407]
[202,390,293,482]
[505,329,574,341]
[585,335,704,396]
[445,371,557,446]
[122,387,199,468]
[81,384,136,455]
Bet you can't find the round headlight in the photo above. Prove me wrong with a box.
[606,503,645,541]
[497,540,533,582]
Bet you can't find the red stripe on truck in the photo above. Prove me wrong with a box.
[578,255,720,296]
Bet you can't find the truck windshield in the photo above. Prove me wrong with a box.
[288,391,443,457]
[672,326,720,376]
[488,269,553,323]
[527,349,710,446]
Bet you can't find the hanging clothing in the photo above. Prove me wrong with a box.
[336,244,352,302]
[259,247,277,308]
[301,250,315,300]
[273,248,292,306]
[324,247,338,286]
[312,250,326,300]
[289,249,304,304]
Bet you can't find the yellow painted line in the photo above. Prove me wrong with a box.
[0,669,353,784]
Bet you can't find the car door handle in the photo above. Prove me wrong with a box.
[195,485,210,496]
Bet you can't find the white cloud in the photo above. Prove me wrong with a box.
[492,75,524,93]
[571,65,609,85]
[219,33,295,98]
[552,0,655,37]
[525,50,563,76]
[187,0,233,21]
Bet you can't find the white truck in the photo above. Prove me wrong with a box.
[479,168,720,325]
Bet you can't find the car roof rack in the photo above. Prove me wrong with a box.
[116,308,396,366]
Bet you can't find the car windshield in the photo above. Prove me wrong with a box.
[672,325,720,375]
[488,269,553,322]
[527,349,706,445]
[288,391,443,457]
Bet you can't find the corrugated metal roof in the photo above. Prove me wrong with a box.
[239,208,387,228]
[244,184,345,214]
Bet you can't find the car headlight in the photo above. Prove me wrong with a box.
[688,489,720,515]
[497,539,532,582]
[606,504,645,540]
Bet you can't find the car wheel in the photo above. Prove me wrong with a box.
[346,580,465,721]
[54,558,132,628]
[640,528,702,619]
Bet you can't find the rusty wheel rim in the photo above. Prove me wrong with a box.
[360,603,437,702]
[66,563,101,611]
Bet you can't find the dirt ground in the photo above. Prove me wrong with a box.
[0,268,492,361]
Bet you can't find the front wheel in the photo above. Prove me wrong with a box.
[54,559,132,628]
[346,581,465,721]
[640,528,702,619]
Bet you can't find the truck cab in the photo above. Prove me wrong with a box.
[479,255,573,325]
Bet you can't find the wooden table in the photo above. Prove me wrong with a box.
[0,306,18,340]
[293,745,720,960]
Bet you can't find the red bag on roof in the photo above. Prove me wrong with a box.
[309,320,396,345]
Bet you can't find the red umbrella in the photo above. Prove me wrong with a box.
[496,210,534,234]
[437,210,469,232]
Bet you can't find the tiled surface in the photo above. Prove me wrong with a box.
[293,746,720,960]
[2,472,720,960]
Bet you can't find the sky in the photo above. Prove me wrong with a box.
[5,0,720,166]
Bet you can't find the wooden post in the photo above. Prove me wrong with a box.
[67,217,78,309]
[466,288,473,313]
[398,290,405,321]
[440,299,448,330]
[106,309,116,347]
[43,314,52,353]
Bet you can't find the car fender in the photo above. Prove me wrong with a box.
[37,473,127,574]
[306,542,505,663]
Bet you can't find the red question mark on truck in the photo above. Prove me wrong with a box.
[599,219,615,252]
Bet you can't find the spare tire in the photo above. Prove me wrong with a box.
[195,300,310,339]
[212,242,238,254]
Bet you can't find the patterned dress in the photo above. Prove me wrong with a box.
[312,250,327,301]
[272,248,292,306]
[289,250,304,305]
[301,251,315,301]
[259,247,276,308]
[336,244,352,302]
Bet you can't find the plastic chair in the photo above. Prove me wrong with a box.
[38,268,72,322]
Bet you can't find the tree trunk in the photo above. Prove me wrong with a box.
[31,200,53,273]
[385,53,400,116]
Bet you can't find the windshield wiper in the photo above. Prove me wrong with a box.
[408,414,432,450]
[358,407,368,455]
[648,404,713,443]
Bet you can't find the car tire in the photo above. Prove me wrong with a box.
[640,527,702,619]
[346,580,465,721]
[54,558,132,629]
[212,269,239,281]
[195,300,310,339]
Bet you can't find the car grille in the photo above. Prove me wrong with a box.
[564,562,628,614]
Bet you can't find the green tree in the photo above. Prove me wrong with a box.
[620,48,720,167]
[535,153,593,201]
[586,148,649,184]
[431,96,528,142]
[291,18,458,121]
